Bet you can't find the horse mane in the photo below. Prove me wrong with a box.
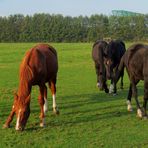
[18,50,33,98]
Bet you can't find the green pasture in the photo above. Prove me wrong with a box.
[0,43,148,148]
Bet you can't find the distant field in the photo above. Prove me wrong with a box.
[0,42,148,148]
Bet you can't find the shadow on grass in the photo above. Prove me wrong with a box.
[0,86,145,131]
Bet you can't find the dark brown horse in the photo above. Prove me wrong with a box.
[105,40,126,94]
[3,44,59,130]
[114,43,148,118]
[92,40,109,93]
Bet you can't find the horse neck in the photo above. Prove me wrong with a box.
[18,56,33,99]
[17,75,32,99]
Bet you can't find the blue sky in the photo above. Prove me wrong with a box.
[0,0,147,17]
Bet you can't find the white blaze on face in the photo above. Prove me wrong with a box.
[52,94,56,108]
[15,109,21,130]
[43,98,48,114]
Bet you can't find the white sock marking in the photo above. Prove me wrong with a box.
[127,100,133,112]
[43,98,48,114]
[40,118,45,127]
[15,109,21,130]
[52,94,56,108]
[137,109,143,118]
[97,82,100,87]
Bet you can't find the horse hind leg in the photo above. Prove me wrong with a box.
[127,81,139,112]
[126,84,133,112]
[38,84,47,127]
[43,85,48,114]
[49,80,59,115]
[131,81,143,118]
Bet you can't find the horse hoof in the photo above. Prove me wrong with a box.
[109,84,114,94]
[15,126,24,131]
[40,123,45,127]
[127,105,133,112]
[127,107,133,112]
[96,82,100,87]
[127,101,133,112]
[53,107,60,115]
[113,93,117,96]
[137,109,143,118]
[3,124,10,129]
[105,89,109,93]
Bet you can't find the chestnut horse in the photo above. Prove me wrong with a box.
[3,44,59,130]
[114,43,148,118]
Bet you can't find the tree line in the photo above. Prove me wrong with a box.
[0,13,147,42]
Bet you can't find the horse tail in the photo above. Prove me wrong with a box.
[114,54,125,84]
[118,55,125,72]
[48,45,57,58]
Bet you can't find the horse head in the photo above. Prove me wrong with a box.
[104,40,118,80]
[104,58,113,80]
[14,94,30,131]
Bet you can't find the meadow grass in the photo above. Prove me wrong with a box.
[0,42,148,148]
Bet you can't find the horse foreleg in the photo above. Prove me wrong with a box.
[38,85,46,127]
[43,85,48,114]
[103,80,109,93]
[49,80,59,115]
[109,79,114,94]
[3,106,15,128]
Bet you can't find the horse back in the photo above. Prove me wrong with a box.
[35,44,58,77]
[21,44,58,84]
[107,40,126,70]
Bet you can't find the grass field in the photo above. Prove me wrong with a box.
[0,42,148,148]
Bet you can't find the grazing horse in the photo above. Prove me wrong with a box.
[92,40,109,93]
[105,40,126,94]
[3,44,59,131]
[114,43,148,118]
